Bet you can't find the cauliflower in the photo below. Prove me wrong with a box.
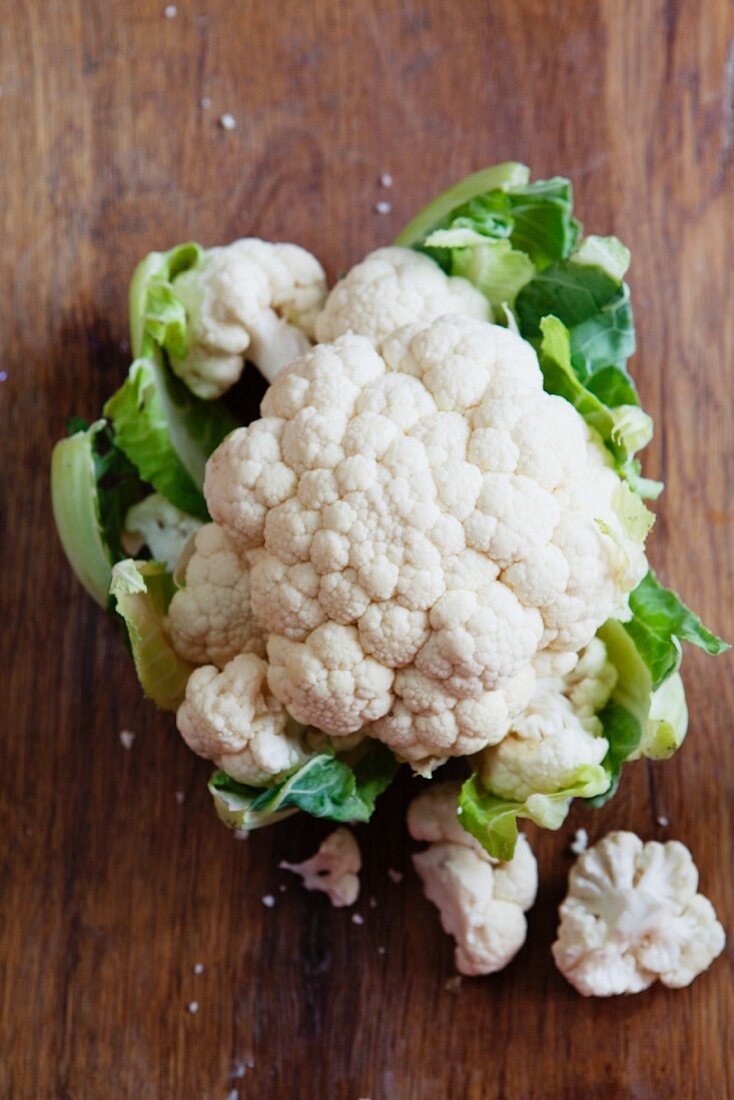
[477,637,616,802]
[170,239,327,397]
[279,827,361,907]
[121,493,203,573]
[408,782,538,975]
[168,523,266,668]
[552,831,726,996]
[314,246,489,346]
[177,652,309,785]
[204,316,648,766]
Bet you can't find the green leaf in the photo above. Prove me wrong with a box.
[624,571,729,688]
[129,243,202,360]
[144,281,189,360]
[425,233,535,309]
[209,742,399,832]
[458,768,610,862]
[572,235,631,282]
[51,420,147,607]
[110,559,194,710]
[394,162,529,248]
[588,618,692,805]
[103,356,235,520]
[501,177,581,268]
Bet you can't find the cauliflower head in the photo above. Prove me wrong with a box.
[552,831,726,996]
[204,316,648,766]
[280,827,361,908]
[409,782,538,975]
[170,238,327,397]
[177,652,310,785]
[168,523,266,668]
[314,246,490,346]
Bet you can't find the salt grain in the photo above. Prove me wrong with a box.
[351,913,364,926]
[657,815,670,827]
[379,173,393,188]
[0,371,8,382]
[261,894,276,908]
[164,4,177,17]
[231,1062,246,1079]
[175,790,185,805]
[219,113,237,131]
[193,963,205,975]
[200,96,212,109]
[377,946,386,956]
[187,1001,199,1014]
[374,200,392,215]
[119,729,136,750]
[387,868,403,884]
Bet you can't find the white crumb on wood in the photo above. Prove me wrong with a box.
[164,4,177,17]
[379,173,393,187]
[193,963,204,975]
[351,913,364,926]
[374,200,392,215]
[200,96,212,109]
[261,894,276,908]
[570,828,589,855]
[657,815,670,827]
[187,1001,199,1014]
[219,113,237,130]
[119,729,136,750]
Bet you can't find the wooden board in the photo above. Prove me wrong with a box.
[2,1,732,1096]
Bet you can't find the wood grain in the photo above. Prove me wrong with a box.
[1,1,732,1096]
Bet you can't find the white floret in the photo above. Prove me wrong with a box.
[205,316,649,764]
[122,493,202,572]
[176,652,309,784]
[552,831,726,996]
[408,782,537,975]
[314,247,490,346]
[167,523,266,668]
[279,827,361,907]
[170,238,327,397]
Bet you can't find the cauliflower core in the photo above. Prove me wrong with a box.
[409,782,538,975]
[280,827,361,908]
[315,246,489,346]
[552,831,726,996]
[171,238,327,397]
[177,652,309,785]
[205,316,647,765]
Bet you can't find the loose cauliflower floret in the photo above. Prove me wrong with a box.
[170,239,327,397]
[168,523,266,668]
[279,827,361,908]
[552,831,726,996]
[177,652,309,785]
[205,317,648,764]
[314,247,489,346]
[409,782,538,975]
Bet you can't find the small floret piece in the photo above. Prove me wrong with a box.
[279,827,362,908]
[552,830,726,996]
[122,493,202,572]
[408,782,537,975]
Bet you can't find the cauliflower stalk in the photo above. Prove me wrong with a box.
[553,831,726,996]
[408,782,538,976]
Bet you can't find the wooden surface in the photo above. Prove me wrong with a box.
[2,1,733,1096]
